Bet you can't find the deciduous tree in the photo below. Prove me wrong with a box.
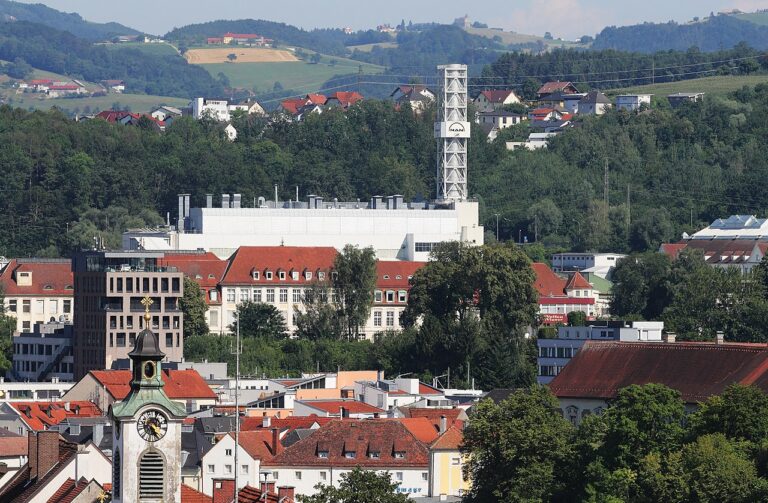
[179,277,209,339]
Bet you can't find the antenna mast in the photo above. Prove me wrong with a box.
[233,315,241,501]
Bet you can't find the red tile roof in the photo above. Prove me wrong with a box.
[181,484,212,503]
[430,426,463,450]
[280,98,305,115]
[0,436,28,456]
[96,110,132,123]
[298,400,384,415]
[376,261,425,290]
[265,419,429,468]
[328,91,363,107]
[224,430,282,459]
[241,414,334,432]
[221,246,337,285]
[659,243,687,259]
[305,93,327,105]
[564,271,592,290]
[224,33,263,39]
[160,253,228,304]
[537,81,578,95]
[29,79,53,85]
[394,417,440,443]
[0,259,73,297]
[532,262,566,297]
[660,239,759,265]
[0,436,80,502]
[236,485,280,503]
[48,477,91,503]
[418,383,443,395]
[400,408,465,430]
[10,402,101,432]
[89,369,216,400]
[479,90,517,103]
[549,341,768,403]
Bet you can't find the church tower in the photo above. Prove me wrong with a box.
[110,296,187,503]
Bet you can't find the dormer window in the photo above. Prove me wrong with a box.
[318,451,329,458]
[395,275,402,280]
[331,271,338,281]
[305,271,312,281]
[265,271,273,281]
[368,451,380,459]
[383,275,390,280]
[43,285,53,290]
[393,451,405,459]
[279,271,286,281]
[318,272,325,281]
[292,271,299,281]
[252,270,260,280]
[344,451,356,459]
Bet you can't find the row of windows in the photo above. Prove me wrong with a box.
[539,365,566,377]
[372,311,398,327]
[263,469,428,482]
[109,276,180,295]
[207,463,249,475]
[538,346,578,358]
[374,290,407,304]
[227,288,340,305]
[251,269,329,282]
[109,332,180,348]
[13,359,73,374]
[6,299,72,314]
[14,343,62,356]
[415,242,437,252]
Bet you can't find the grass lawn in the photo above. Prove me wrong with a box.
[100,42,180,57]
[201,59,383,94]
[3,91,188,114]
[608,75,768,97]
[465,26,584,49]
[347,42,398,52]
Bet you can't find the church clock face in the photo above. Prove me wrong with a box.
[137,409,168,442]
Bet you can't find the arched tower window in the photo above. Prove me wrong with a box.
[138,450,165,499]
[113,449,121,499]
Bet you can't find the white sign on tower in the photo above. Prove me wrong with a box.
[435,64,470,201]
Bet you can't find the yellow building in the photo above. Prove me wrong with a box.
[429,426,470,498]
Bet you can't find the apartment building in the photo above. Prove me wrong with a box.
[0,259,74,335]
[71,250,184,379]
[11,321,74,382]
[365,261,424,335]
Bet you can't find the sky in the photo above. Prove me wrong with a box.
[16,0,768,39]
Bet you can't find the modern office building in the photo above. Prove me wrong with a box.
[11,321,74,382]
[71,250,184,379]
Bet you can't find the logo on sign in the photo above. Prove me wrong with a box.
[448,122,466,133]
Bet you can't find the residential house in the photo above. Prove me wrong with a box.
[279,94,327,118]
[200,429,282,495]
[192,98,231,121]
[150,105,183,122]
[537,321,664,384]
[668,92,705,107]
[578,91,611,115]
[537,81,580,99]
[27,79,53,92]
[532,263,596,324]
[292,399,384,419]
[325,91,364,109]
[391,85,436,113]
[211,479,293,503]
[428,426,468,498]
[95,110,133,123]
[354,378,446,411]
[659,238,766,274]
[476,110,525,141]
[397,408,467,431]
[549,339,768,423]
[365,261,425,337]
[61,368,217,413]
[160,252,228,335]
[224,123,237,141]
[527,107,567,122]
[229,97,266,116]
[100,79,125,93]
[222,32,271,46]
[473,90,521,112]
[506,132,558,151]
[207,37,224,44]
[262,420,430,498]
[0,431,111,502]
[0,430,27,491]
[0,258,74,335]
[46,84,87,98]
[615,94,652,111]
[540,91,585,114]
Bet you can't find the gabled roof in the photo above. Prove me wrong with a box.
[537,81,578,95]
[400,407,465,430]
[265,419,429,468]
[532,262,567,297]
[222,430,282,459]
[236,485,280,503]
[95,110,132,123]
[0,435,27,456]
[394,417,441,443]
[240,414,334,433]
[160,252,228,290]
[9,402,101,432]
[549,341,768,403]
[297,400,384,415]
[579,90,611,104]
[181,484,212,503]
[279,98,305,115]
[564,271,592,290]
[477,90,518,103]
[327,91,363,107]
[430,426,463,450]
[88,369,216,400]
[0,259,73,297]
[305,93,327,105]
[0,436,79,502]
[47,477,92,503]
[221,246,338,285]
[376,261,425,290]
[660,239,760,265]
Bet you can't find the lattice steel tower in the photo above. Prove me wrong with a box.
[435,64,470,201]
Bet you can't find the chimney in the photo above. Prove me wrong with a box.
[92,422,104,447]
[263,415,271,428]
[177,194,186,233]
[32,431,60,480]
[233,193,242,209]
[393,195,404,209]
[212,479,236,503]
[314,196,323,209]
[278,486,296,502]
[386,195,394,210]
[439,415,447,434]
[716,331,725,344]
[64,402,70,412]
[261,481,277,494]
[271,427,279,455]
[27,432,38,479]
[222,193,230,209]
[184,194,191,218]
[662,332,676,344]
[206,194,213,208]
[307,195,316,209]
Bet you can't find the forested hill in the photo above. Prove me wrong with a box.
[481,45,767,99]
[165,19,350,56]
[0,0,139,40]
[0,21,222,98]
[593,14,768,53]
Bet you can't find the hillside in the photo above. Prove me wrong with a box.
[734,11,768,26]
[0,20,222,98]
[592,14,768,53]
[464,26,584,51]
[608,75,768,98]
[0,0,139,40]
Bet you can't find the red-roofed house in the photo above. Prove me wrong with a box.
[364,261,425,335]
[399,407,467,431]
[532,263,595,324]
[211,479,291,503]
[390,85,436,113]
[220,246,338,334]
[62,369,217,413]
[473,89,521,111]
[222,33,271,46]
[160,252,229,334]
[325,91,363,109]
[200,429,282,495]
[429,426,468,498]
[549,340,768,423]
[537,81,579,98]
[241,414,334,433]
[528,107,566,121]
[182,483,213,502]
[0,431,27,491]
[658,239,768,274]
[293,399,384,419]
[2,402,100,435]
[263,419,430,498]
[0,259,73,335]
[46,84,87,97]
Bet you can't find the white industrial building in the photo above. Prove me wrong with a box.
[551,252,626,279]
[615,94,652,111]
[123,194,484,261]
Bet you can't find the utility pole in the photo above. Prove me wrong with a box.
[357,65,363,94]
[494,213,500,241]
[233,315,241,501]
[534,214,539,242]
[603,160,610,231]
[627,183,631,234]
[651,58,655,84]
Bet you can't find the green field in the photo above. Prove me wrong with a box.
[465,26,584,49]
[3,91,188,114]
[201,58,383,94]
[608,75,768,97]
[348,42,398,52]
[100,42,181,57]
[734,11,768,26]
